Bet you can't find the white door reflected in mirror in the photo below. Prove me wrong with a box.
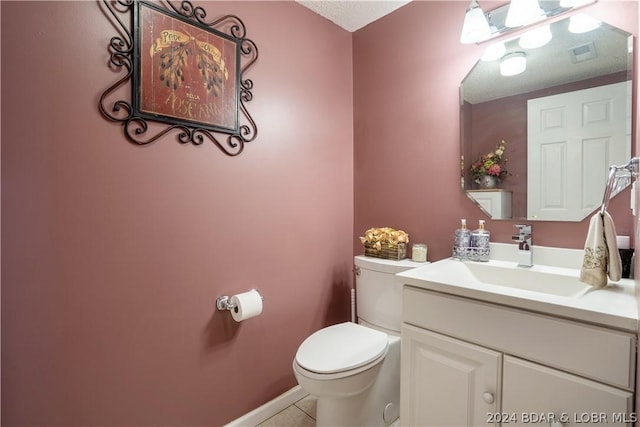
[527,81,631,221]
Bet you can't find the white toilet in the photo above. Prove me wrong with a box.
[293,255,420,427]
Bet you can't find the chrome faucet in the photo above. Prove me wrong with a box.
[512,224,533,267]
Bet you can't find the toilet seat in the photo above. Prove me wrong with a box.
[295,322,388,374]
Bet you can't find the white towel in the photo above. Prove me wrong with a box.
[580,211,622,288]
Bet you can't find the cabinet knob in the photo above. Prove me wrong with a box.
[482,392,494,404]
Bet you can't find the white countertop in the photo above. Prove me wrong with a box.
[396,244,638,332]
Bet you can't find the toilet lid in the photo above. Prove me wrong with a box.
[295,322,388,374]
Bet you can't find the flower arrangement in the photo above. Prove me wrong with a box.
[360,227,409,250]
[470,140,508,183]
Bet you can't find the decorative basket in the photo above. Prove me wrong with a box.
[364,242,407,260]
[453,246,490,262]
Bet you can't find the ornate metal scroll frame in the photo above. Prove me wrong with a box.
[99,0,258,156]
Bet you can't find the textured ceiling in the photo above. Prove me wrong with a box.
[295,0,412,32]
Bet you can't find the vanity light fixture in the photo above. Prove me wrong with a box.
[518,24,552,49]
[568,13,602,33]
[481,41,506,61]
[505,0,544,28]
[500,52,527,76]
[459,0,598,45]
[460,0,492,44]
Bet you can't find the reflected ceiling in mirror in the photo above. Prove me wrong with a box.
[460,13,633,222]
[464,17,629,104]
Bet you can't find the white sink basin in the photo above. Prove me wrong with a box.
[407,258,591,298]
[464,261,590,297]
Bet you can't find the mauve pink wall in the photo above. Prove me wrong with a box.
[354,0,637,261]
[1,1,353,425]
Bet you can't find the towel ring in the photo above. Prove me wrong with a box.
[600,157,639,215]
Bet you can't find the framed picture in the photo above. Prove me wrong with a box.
[99,0,258,156]
[134,1,238,133]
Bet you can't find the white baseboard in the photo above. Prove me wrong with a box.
[224,385,308,427]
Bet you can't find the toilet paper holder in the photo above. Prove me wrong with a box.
[216,295,236,311]
[216,289,263,311]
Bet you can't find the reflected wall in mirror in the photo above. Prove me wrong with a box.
[460,13,633,221]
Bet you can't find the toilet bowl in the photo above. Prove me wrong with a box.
[293,322,387,396]
[293,322,401,427]
[293,256,421,427]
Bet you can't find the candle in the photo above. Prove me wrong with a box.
[616,235,630,249]
[412,244,427,262]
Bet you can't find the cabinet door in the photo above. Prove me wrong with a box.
[401,324,502,426]
[502,356,634,426]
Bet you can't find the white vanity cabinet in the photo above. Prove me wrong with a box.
[401,286,636,427]
[502,357,634,426]
[402,324,502,426]
[466,190,512,220]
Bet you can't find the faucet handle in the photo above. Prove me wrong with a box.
[514,224,532,234]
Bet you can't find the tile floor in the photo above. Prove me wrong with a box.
[255,394,400,427]
[256,395,317,427]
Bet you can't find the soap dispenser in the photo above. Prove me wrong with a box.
[453,219,471,259]
[471,220,490,262]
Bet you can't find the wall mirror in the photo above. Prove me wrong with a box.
[460,12,633,221]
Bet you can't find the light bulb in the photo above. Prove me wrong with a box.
[481,42,506,61]
[568,13,602,33]
[460,0,492,44]
[505,0,543,28]
[559,0,592,7]
[519,25,552,49]
[500,52,527,76]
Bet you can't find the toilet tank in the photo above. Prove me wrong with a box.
[354,255,421,333]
